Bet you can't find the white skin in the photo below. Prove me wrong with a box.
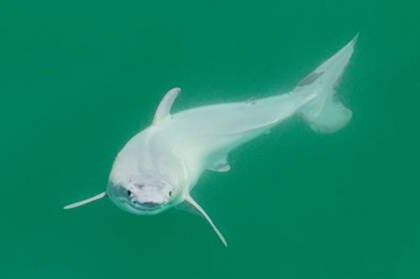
[64,35,358,246]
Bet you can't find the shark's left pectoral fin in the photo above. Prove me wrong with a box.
[63,192,107,210]
[153,87,181,124]
[184,196,228,247]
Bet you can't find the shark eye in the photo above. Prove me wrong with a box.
[169,191,173,197]
[126,190,133,197]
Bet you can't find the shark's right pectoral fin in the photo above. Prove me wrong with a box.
[63,192,107,210]
[184,196,228,247]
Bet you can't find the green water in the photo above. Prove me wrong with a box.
[1,0,419,278]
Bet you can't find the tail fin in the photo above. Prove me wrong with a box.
[295,34,358,133]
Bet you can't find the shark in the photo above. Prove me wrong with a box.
[64,35,358,247]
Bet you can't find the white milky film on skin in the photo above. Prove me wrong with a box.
[64,35,358,246]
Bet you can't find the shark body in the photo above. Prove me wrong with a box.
[64,35,358,246]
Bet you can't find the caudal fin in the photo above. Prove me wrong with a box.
[295,34,358,133]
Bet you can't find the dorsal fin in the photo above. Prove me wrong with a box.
[153,88,181,124]
[184,195,228,247]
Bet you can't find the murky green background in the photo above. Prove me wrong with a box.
[1,0,419,278]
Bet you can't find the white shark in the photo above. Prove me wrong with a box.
[64,35,358,246]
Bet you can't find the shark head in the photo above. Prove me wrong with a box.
[106,171,180,215]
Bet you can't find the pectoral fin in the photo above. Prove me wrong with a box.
[184,196,228,247]
[153,87,181,124]
[63,192,107,210]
